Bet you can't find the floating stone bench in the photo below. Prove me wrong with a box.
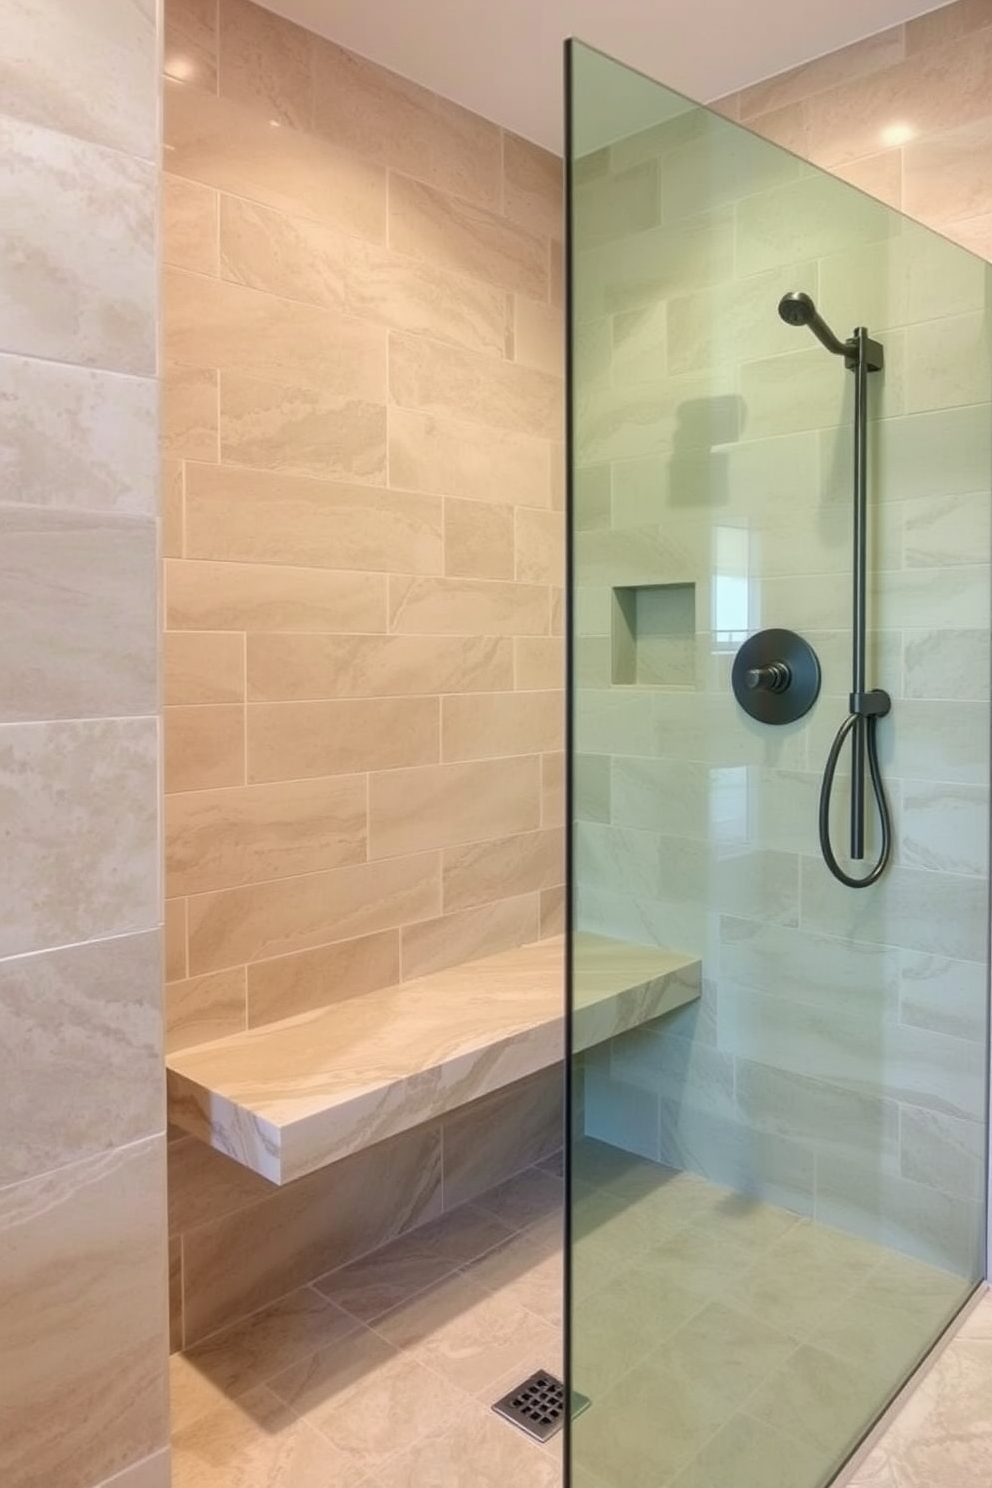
[166,932,701,1185]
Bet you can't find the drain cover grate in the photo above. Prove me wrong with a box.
[493,1370,591,1443]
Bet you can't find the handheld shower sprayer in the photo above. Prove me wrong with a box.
[777,292,850,359]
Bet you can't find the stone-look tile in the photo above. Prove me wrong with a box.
[183,1287,358,1404]
[0,931,162,1185]
[269,1325,469,1476]
[369,756,541,858]
[390,331,562,439]
[247,632,514,702]
[165,0,217,90]
[165,80,386,241]
[185,464,439,571]
[399,893,540,981]
[900,781,988,878]
[390,174,547,300]
[246,696,439,783]
[443,829,563,913]
[185,851,440,976]
[906,0,992,52]
[180,1123,443,1342]
[162,364,217,461]
[470,1166,563,1233]
[666,1409,826,1488]
[461,1223,563,1328]
[165,631,244,708]
[166,558,388,633]
[441,689,561,761]
[171,1383,365,1488]
[540,884,565,937]
[513,296,564,375]
[503,133,563,240]
[163,173,218,273]
[166,966,247,1053]
[219,195,507,355]
[312,39,501,209]
[247,929,401,1026]
[749,1343,890,1457]
[388,574,549,636]
[0,1138,168,1488]
[0,717,158,959]
[217,0,311,128]
[443,496,514,579]
[806,26,992,169]
[0,116,155,373]
[95,1448,172,1488]
[220,370,387,483]
[1,0,158,157]
[155,462,183,555]
[164,704,244,794]
[515,506,565,585]
[388,406,551,506]
[833,149,904,208]
[168,1133,274,1235]
[442,1067,563,1209]
[166,898,188,983]
[515,636,565,690]
[945,210,992,258]
[165,268,386,400]
[0,506,156,722]
[738,25,905,119]
[166,775,367,895]
[379,1399,561,1488]
[0,355,157,513]
[313,1204,517,1323]
[170,1234,184,1351]
[372,1270,559,1397]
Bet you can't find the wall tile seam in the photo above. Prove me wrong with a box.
[730,21,908,115]
[0,923,163,972]
[0,104,160,173]
[0,347,159,388]
[0,1126,167,1202]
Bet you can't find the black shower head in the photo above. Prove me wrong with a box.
[778,291,817,328]
[777,290,849,358]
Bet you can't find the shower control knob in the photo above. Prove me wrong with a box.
[732,629,821,726]
[745,662,791,694]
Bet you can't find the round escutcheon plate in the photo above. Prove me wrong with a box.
[731,628,821,725]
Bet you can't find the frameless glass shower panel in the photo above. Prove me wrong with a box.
[567,39,991,1488]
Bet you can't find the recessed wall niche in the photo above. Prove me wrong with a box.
[612,582,696,687]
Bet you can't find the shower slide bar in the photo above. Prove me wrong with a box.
[778,293,893,888]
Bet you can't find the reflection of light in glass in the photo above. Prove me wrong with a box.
[712,525,752,649]
[880,121,915,147]
[165,53,195,82]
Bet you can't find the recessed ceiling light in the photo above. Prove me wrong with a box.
[269,119,282,128]
[880,121,915,147]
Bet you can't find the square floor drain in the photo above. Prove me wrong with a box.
[492,1370,591,1443]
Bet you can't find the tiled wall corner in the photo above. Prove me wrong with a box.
[161,0,566,1350]
[0,4,168,1486]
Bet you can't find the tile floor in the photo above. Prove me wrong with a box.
[169,1139,983,1488]
[170,1156,566,1488]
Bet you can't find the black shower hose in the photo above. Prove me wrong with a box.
[818,711,892,889]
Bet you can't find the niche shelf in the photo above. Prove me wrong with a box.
[612,581,696,687]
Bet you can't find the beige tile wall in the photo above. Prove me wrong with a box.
[162,0,564,1052]
[163,0,564,1347]
[0,3,168,1487]
[715,0,992,260]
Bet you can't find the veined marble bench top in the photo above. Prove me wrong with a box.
[166,932,701,1185]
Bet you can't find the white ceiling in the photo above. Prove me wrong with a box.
[264,0,941,151]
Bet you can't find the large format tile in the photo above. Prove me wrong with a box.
[0,931,162,1185]
[166,558,388,633]
[219,370,386,483]
[390,174,548,299]
[171,1383,364,1488]
[165,79,385,240]
[180,1123,443,1343]
[0,116,154,373]
[270,1325,468,1475]
[390,332,562,440]
[375,1399,561,1488]
[0,355,157,513]
[0,717,158,959]
[314,1203,517,1323]
[1,0,157,156]
[0,506,156,721]
[247,696,439,782]
[246,928,401,1026]
[247,632,513,702]
[388,406,551,506]
[217,0,311,128]
[0,1138,168,1488]
[369,756,542,858]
